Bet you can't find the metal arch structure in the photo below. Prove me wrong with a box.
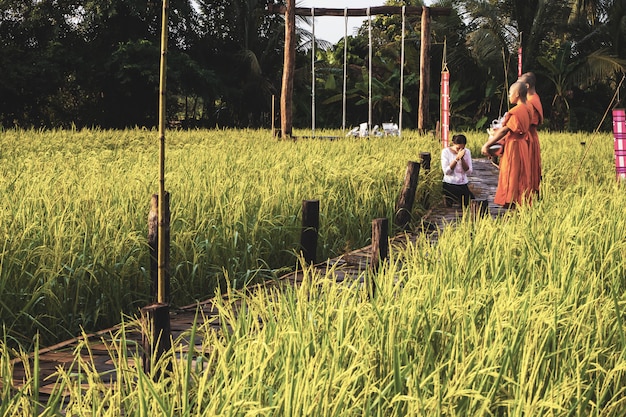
[267,3,452,138]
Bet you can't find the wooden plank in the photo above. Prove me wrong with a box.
[266,5,452,17]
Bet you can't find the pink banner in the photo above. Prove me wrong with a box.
[441,71,450,148]
[612,109,626,179]
[518,47,522,77]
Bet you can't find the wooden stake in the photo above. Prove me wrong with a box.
[141,303,171,377]
[420,152,431,170]
[395,161,421,231]
[369,218,389,298]
[300,200,319,265]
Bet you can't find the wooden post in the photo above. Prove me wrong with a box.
[271,94,275,137]
[420,152,432,209]
[280,0,295,138]
[149,192,170,304]
[371,218,389,268]
[420,152,431,171]
[418,6,431,131]
[300,199,319,264]
[395,161,421,231]
[141,303,171,377]
[265,5,451,18]
[369,218,388,298]
[267,4,451,138]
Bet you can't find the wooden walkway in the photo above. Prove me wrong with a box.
[5,158,506,398]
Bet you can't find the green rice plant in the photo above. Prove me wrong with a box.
[3,128,626,416]
[0,128,439,347]
[3,227,626,417]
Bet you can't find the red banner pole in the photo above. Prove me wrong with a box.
[441,70,450,147]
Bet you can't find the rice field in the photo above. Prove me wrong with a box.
[2,128,626,415]
[0,128,441,348]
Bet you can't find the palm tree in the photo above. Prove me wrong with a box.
[448,0,626,130]
[538,40,626,130]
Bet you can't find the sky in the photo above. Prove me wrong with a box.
[297,1,433,44]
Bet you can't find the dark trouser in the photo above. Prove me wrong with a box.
[443,182,474,207]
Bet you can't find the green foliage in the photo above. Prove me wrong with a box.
[3,0,626,131]
[538,40,626,130]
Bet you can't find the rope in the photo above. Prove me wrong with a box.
[441,37,449,147]
[499,48,510,117]
[441,36,448,72]
[517,32,523,77]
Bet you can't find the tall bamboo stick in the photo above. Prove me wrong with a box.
[157,0,169,304]
[418,6,430,131]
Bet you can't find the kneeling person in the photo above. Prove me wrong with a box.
[441,134,474,207]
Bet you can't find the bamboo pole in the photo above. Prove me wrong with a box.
[418,6,430,131]
[157,0,168,304]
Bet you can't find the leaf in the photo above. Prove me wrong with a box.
[537,56,560,78]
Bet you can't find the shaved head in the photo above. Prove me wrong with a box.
[510,81,528,100]
[519,72,536,88]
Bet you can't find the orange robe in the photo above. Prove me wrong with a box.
[494,102,532,206]
[527,93,543,193]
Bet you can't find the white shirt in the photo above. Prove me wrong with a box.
[441,147,473,185]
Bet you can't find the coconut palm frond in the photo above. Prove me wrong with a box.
[238,49,262,77]
[573,48,626,87]
[568,0,602,26]
[467,28,507,66]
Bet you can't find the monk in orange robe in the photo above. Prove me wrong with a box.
[519,72,543,195]
[481,81,533,207]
